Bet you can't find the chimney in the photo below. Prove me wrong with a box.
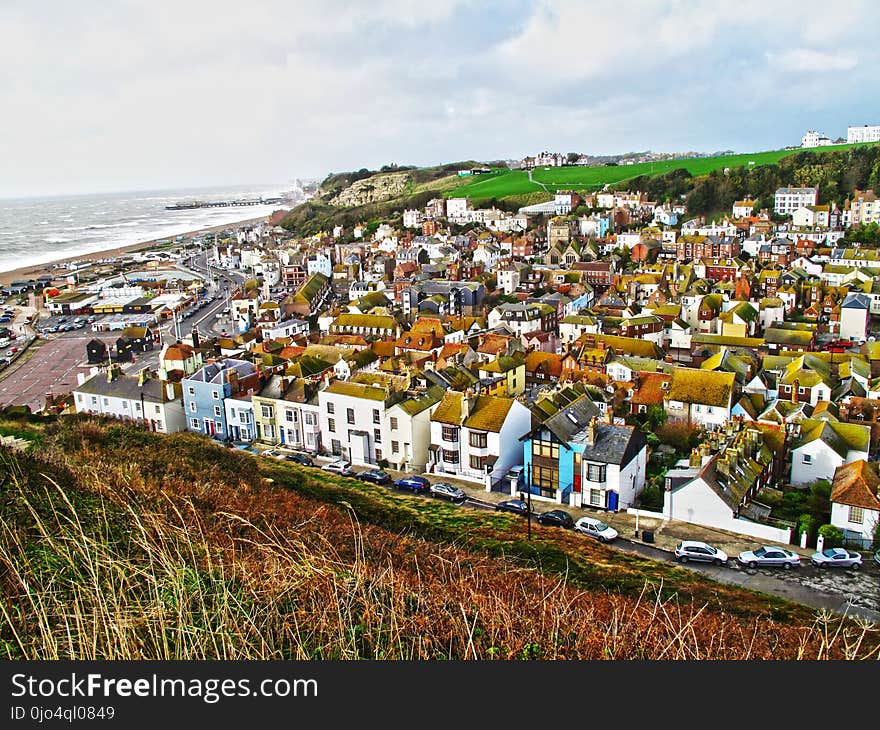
[138,368,149,387]
[689,447,701,468]
[191,328,201,350]
[792,378,799,404]
[728,448,739,471]
[716,455,729,477]
[165,382,176,401]
[107,363,121,382]
[585,416,598,446]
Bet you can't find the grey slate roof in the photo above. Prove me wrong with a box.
[570,421,646,467]
[75,373,171,403]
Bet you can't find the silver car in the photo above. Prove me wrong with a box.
[430,482,467,502]
[810,547,862,569]
[738,546,801,570]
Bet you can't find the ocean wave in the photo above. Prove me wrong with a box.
[45,236,72,243]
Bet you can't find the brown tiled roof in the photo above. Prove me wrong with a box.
[525,351,563,377]
[464,396,514,433]
[631,372,671,406]
[831,459,880,510]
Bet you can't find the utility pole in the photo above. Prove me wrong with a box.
[526,461,532,541]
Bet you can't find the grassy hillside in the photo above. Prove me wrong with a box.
[448,141,880,202]
[1,414,877,660]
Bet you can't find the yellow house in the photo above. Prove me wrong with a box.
[477,354,526,397]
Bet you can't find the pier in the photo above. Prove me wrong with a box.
[165,197,283,211]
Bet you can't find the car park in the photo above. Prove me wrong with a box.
[737,546,801,569]
[537,509,575,529]
[494,499,530,516]
[393,476,431,494]
[574,516,619,543]
[356,469,392,485]
[809,547,862,569]
[673,540,728,565]
[429,482,467,502]
[322,459,354,476]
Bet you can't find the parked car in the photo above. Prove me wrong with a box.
[260,449,286,460]
[809,547,862,569]
[285,452,314,466]
[322,459,354,476]
[737,546,801,569]
[356,469,392,485]
[429,482,467,502]
[875,550,880,568]
[674,540,728,565]
[494,498,530,516]
[574,516,619,543]
[537,509,575,529]
[393,476,431,494]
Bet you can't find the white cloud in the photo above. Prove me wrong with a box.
[769,49,858,72]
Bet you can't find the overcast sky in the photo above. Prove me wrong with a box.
[1,0,878,197]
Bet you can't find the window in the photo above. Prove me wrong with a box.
[586,463,607,482]
[190,418,199,429]
[286,411,294,422]
[188,387,195,395]
[390,417,398,430]
[798,387,806,395]
[374,428,382,443]
[327,402,334,414]
[469,431,488,448]
[305,413,316,425]
[848,506,864,524]
[470,455,487,470]
[189,401,197,413]
[802,454,812,464]
[442,449,459,464]
[442,425,459,441]
[533,464,558,491]
[375,448,383,461]
[328,418,336,433]
[331,439,342,455]
[373,409,380,424]
[392,441,399,454]
[103,398,109,406]
[212,390,219,400]
[347,408,355,425]
[590,489,603,507]
[155,405,161,414]
[261,405,274,419]
[532,440,559,459]
[91,396,98,406]
[213,405,222,417]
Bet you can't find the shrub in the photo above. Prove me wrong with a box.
[818,524,844,549]
[638,484,664,512]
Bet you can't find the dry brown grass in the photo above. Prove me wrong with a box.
[0,417,878,660]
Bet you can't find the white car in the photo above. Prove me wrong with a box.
[738,546,801,570]
[321,459,354,476]
[574,516,618,543]
[674,540,728,565]
[809,547,862,569]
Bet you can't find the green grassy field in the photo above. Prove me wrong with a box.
[447,141,880,202]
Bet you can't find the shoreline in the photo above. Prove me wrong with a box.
[0,214,273,287]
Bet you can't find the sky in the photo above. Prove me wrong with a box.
[1,0,879,198]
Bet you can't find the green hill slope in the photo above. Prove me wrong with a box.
[448,141,880,202]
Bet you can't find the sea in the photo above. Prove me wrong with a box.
[0,183,298,275]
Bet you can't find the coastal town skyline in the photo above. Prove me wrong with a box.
[2,0,879,198]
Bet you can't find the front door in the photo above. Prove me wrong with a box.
[204,418,215,436]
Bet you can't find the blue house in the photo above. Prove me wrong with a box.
[183,359,260,440]
[520,391,647,510]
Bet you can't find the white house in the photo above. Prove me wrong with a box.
[664,368,736,429]
[260,318,310,340]
[847,124,880,144]
[789,419,871,486]
[774,188,818,216]
[384,387,444,473]
[429,392,531,487]
[73,367,186,434]
[829,460,880,545]
[223,394,255,443]
[662,428,791,543]
[839,292,870,341]
[306,252,333,278]
[318,377,404,466]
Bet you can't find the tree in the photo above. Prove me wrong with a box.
[566,152,580,165]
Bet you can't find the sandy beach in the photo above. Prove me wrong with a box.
[0,214,273,288]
